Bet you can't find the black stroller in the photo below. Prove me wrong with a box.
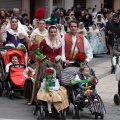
[33,62,68,120]
[0,46,14,96]
[0,48,26,99]
[61,66,106,119]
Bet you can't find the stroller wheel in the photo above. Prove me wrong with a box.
[101,114,104,119]
[62,110,66,120]
[72,109,76,119]
[114,94,120,105]
[37,110,41,120]
[10,94,13,99]
[9,90,14,99]
[95,113,98,119]
[0,82,3,96]
[59,112,62,119]
[41,110,45,120]
[33,106,37,115]
[77,110,81,119]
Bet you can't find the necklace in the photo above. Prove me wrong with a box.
[51,39,56,46]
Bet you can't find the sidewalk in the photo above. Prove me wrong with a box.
[91,59,120,120]
[92,59,117,104]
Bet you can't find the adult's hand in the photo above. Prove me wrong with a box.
[64,60,70,64]
[55,55,61,62]
[19,33,27,38]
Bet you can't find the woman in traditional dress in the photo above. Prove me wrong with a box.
[1,17,30,47]
[94,14,107,50]
[31,25,62,104]
[89,24,107,55]
[39,25,62,62]
[30,19,48,44]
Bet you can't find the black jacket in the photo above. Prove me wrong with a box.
[106,20,120,46]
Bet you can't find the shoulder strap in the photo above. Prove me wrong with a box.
[71,38,77,60]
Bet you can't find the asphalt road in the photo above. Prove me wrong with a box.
[0,54,119,120]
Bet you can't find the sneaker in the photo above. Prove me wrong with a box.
[27,102,32,105]
[48,111,52,113]
[84,99,88,103]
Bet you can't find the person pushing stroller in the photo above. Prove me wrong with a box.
[113,38,120,105]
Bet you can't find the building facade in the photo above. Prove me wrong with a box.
[0,0,120,22]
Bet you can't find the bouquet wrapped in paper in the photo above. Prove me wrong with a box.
[29,44,48,62]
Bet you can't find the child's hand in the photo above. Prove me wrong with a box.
[49,87,53,90]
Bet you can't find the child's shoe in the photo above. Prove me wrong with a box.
[48,111,52,114]
[84,99,88,103]
[94,98,98,102]
[27,100,31,105]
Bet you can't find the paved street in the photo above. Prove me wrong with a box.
[0,54,119,120]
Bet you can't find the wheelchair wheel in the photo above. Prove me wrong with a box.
[0,82,3,96]
[114,94,120,105]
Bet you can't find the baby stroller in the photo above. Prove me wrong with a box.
[111,37,120,74]
[33,62,68,120]
[3,49,26,99]
[0,46,15,96]
[61,66,106,119]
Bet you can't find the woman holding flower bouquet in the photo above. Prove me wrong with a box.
[30,25,62,103]
[39,25,62,62]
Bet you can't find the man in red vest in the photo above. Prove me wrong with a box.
[62,20,93,66]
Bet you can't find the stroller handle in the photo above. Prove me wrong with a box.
[0,46,14,51]
[9,64,26,69]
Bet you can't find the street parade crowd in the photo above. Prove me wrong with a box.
[0,4,120,119]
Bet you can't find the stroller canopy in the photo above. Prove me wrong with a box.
[4,49,25,65]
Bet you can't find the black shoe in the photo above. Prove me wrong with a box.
[111,66,115,74]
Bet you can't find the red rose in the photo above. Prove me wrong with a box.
[29,53,35,60]
[44,68,54,74]
[75,53,86,61]
[29,44,38,51]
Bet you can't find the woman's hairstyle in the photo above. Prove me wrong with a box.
[69,20,79,27]
[10,17,19,22]
[48,25,57,33]
[0,8,9,17]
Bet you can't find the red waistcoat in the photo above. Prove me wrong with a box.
[64,33,85,60]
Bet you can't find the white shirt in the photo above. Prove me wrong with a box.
[62,35,93,62]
